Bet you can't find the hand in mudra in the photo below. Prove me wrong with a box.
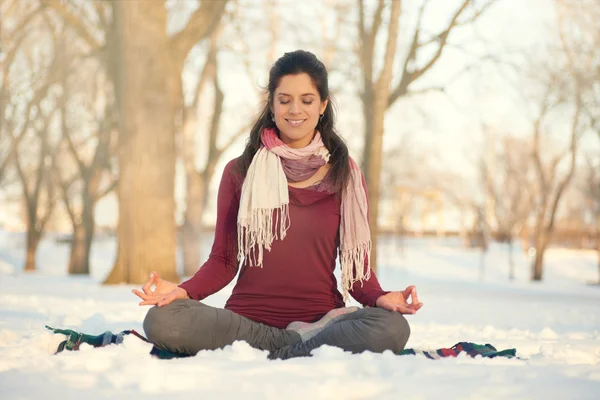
[132,271,189,307]
[375,285,423,315]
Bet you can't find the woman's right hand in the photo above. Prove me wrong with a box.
[132,271,189,307]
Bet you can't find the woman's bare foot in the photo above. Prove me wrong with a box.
[286,306,360,341]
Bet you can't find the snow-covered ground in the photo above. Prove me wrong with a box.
[0,230,599,399]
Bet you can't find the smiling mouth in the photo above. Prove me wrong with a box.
[285,118,307,126]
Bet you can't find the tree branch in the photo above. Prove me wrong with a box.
[375,0,401,89]
[96,178,118,201]
[546,96,582,232]
[389,0,471,106]
[531,92,553,194]
[41,0,103,52]
[60,97,87,179]
[52,162,77,226]
[170,0,229,66]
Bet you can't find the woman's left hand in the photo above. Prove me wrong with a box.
[375,285,423,314]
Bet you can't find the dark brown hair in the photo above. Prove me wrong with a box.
[236,50,350,195]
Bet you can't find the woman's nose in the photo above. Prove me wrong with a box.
[289,101,300,114]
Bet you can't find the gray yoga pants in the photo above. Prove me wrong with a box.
[143,299,411,360]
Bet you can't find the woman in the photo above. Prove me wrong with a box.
[134,50,422,360]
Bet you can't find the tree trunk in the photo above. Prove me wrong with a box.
[532,233,549,281]
[362,94,387,272]
[104,1,178,284]
[596,228,600,284]
[24,229,40,272]
[182,172,207,277]
[68,222,87,274]
[508,237,515,281]
[68,206,94,275]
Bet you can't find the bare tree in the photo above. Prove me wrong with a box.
[554,0,600,282]
[0,1,45,184]
[580,155,600,283]
[53,52,117,275]
[180,28,255,276]
[42,0,229,283]
[528,90,582,281]
[1,2,63,271]
[356,0,497,270]
[482,133,535,280]
[106,1,229,284]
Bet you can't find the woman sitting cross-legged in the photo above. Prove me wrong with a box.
[133,50,423,360]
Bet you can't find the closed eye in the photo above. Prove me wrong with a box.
[279,101,313,105]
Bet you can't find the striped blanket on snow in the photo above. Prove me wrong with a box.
[45,325,517,360]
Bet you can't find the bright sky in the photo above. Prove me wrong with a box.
[3,0,596,232]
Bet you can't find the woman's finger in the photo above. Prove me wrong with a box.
[142,273,156,296]
[402,285,415,300]
[396,305,416,314]
[132,289,149,300]
[139,299,160,306]
[133,289,162,302]
[153,272,163,287]
[410,287,420,306]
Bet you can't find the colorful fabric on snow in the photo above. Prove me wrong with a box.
[45,325,147,352]
[397,342,517,359]
[45,326,517,360]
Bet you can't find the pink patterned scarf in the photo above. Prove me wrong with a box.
[237,128,371,302]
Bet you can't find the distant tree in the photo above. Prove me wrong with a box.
[482,133,535,280]
[355,0,497,270]
[528,90,582,281]
[53,46,117,275]
[580,155,600,283]
[180,8,259,277]
[2,3,62,271]
[0,1,44,185]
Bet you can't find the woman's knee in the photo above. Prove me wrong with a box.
[143,300,193,345]
[366,308,411,353]
[385,312,411,352]
[143,305,171,345]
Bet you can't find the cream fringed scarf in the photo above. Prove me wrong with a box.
[237,128,371,302]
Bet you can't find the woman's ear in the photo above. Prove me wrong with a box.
[320,99,329,115]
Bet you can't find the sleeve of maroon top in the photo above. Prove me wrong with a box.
[178,160,241,300]
[348,169,390,307]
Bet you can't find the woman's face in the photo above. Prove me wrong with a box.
[271,73,328,149]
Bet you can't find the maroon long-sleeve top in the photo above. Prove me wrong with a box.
[179,159,388,328]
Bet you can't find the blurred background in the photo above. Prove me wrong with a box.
[1,0,598,286]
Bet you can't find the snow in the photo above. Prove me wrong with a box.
[1,231,599,399]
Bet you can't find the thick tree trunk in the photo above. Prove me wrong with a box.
[104,1,178,284]
[24,229,40,272]
[182,172,207,277]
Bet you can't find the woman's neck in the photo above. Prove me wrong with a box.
[280,130,316,149]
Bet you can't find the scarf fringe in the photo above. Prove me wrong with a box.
[340,240,372,303]
[237,204,290,267]
[237,129,372,306]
